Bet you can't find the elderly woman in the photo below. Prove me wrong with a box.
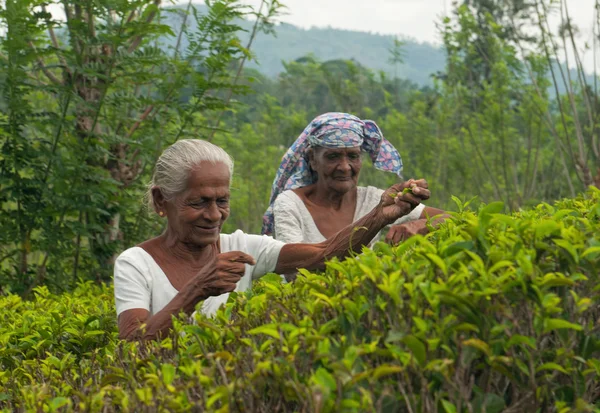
[262,112,446,244]
[114,139,430,341]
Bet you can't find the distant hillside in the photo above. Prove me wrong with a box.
[160,4,593,93]
[243,24,445,85]
[161,5,446,85]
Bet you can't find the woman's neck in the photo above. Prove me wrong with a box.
[159,231,217,268]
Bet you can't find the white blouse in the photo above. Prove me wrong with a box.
[113,230,285,318]
[273,186,425,244]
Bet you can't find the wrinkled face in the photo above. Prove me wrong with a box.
[162,161,231,248]
[310,147,362,194]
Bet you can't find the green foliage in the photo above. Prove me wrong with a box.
[1,190,599,412]
[0,0,280,294]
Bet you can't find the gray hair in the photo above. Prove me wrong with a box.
[147,139,234,209]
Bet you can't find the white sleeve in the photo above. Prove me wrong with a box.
[392,203,426,225]
[245,234,285,280]
[273,193,305,244]
[113,254,151,317]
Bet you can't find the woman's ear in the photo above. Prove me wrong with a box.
[307,148,317,170]
[151,186,166,215]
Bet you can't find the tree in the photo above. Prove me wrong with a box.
[0,0,280,294]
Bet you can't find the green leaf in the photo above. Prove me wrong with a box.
[540,274,575,288]
[311,367,336,391]
[248,324,280,339]
[426,253,448,275]
[543,319,583,333]
[488,260,513,274]
[441,399,457,413]
[536,362,568,375]
[506,334,537,350]
[386,330,405,343]
[442,241,474,257]
[412,317,428,332]
[581,246,600,259]
[206,386,229,409]
[463,338,491,357]
[473,393,505,413]
[553,239,579,263]
[394,235,421,257]
[480,201,505,217]
[372,364,403,379]
[49,397,70,412]
[534,221,561,238]
[403,335,426,367]
[161,364,176,386]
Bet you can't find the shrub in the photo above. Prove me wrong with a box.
[1,188,599,412]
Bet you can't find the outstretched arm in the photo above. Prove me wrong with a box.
[274,180,430,274]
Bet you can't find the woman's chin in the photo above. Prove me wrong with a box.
[190,232,220,247]
[328,180,357,193]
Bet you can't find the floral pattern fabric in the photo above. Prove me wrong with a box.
[261,112,403,235]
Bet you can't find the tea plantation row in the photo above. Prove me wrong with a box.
[1,190,599,412]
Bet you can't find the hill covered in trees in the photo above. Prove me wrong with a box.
[160,3,446,85]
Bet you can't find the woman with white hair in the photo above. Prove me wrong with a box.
[113,139,431,341]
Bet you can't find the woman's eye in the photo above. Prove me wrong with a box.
[188,200,206,208]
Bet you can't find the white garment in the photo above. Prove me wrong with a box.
[273,186,426,244]
[113,230,285,318]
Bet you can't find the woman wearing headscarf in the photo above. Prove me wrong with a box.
[262,112,446,244]
[114,139,431,341]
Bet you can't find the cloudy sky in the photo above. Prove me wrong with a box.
[187,0,597,71]
[213,0,597,46]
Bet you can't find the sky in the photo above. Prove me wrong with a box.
[208,0,597,46]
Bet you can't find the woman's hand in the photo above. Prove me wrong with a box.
[379,179,430,224]
[193,251,256,297]
[385,219,429,244]
[117,251,255,342]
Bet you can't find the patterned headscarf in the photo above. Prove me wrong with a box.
[261,112,403,235]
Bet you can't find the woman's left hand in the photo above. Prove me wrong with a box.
[385,219,429,244]
[379,179,430,223]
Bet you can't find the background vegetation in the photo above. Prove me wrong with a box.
[1,0,599,295]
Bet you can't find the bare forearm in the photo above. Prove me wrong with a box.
[142,289,203,340]
[318,206,390,262]
[121,284,206,341]
[276,206,390,274]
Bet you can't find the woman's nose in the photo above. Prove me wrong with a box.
[203,202,222,222]
[337,157,351,172]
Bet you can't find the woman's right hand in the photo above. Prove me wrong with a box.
[194,251,256,297]
[379,179,430,223]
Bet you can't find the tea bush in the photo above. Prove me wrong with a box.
[1,188,600,412]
